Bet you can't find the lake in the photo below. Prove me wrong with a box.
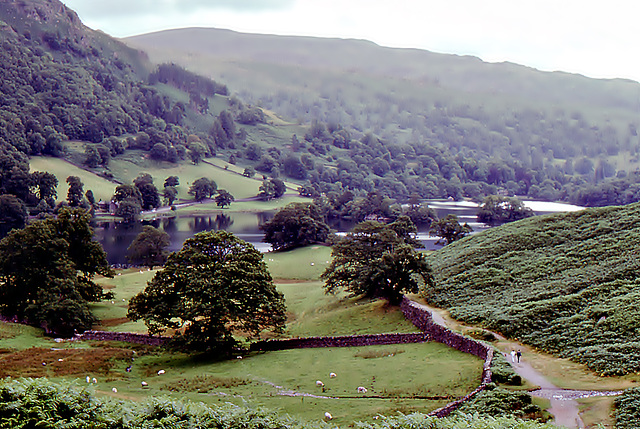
[93,200,583,265]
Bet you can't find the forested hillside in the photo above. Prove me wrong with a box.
[127,28,640,207]
[426,203,640,375]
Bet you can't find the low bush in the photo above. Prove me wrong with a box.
[457,386,545,421]
[490,349,522,385]
[614,387,640,428]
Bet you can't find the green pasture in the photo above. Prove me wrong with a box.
[85,342,481,425]
[30,156,117,202]
[0,246,485,424]
[265,245,333,280]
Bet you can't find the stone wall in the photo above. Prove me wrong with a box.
[75,330,169,346]
[250,332,429,351]
[400,297,493,417]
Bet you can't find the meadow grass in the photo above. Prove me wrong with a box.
[0,246,486,424]
[74,342,480,425]
[30,156,117,202]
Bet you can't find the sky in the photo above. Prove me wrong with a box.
[59,0,640,82]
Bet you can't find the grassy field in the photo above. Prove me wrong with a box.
[30,156,117,202]
[0,246,486,425]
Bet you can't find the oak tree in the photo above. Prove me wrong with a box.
[128,231,286,352]
[261,202,330,251]
[127,225,170,268]
[322,218,432,304]
[0,208,113,336]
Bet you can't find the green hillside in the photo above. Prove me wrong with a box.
[425,203,640,375]
[126,28,640,207]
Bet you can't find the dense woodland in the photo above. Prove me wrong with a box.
[0,0,639,223]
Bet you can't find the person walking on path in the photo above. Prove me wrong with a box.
[516,350,522,363]
[510,350,516,362]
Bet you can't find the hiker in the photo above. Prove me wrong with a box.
[510,350,516,362]
[516,350,522,363]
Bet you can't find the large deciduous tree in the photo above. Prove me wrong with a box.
[321,217,432,305]
[189,177,217,201]
[429,214,473,245]
[127,231,286,352]
[215,189,235,208]
[261,202,330,251]
[0,194,27,238]
[0,208,114,336]
[127,225,170,268]
[477,195,534,225]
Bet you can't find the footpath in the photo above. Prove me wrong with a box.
[421,303,623,429]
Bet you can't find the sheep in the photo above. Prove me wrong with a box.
[141,381,148,387]
[86,376,91,383]
[357,386,367,393]
[157,369,165,375]
[316,380,324,387]
[324,412,332,420]
[329,372,337,378]
[111,387,118,393]
[92,378,97,384]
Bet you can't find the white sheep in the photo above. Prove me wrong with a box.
[92,378,97,384]
[111,387,118,393]
[324,412,332,420]
[329,372,337,378]
[316,380,324,387]
[357,386,367,393]
[157,369,165,375]
[141,381,148,387]
[86,376,90,383]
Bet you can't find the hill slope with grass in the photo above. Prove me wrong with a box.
[425,202,640,375]
[126,27,640,206]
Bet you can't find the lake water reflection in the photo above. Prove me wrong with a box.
[93,200,583,265]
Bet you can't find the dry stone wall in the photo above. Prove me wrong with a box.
[76,296,493,418]
[75,330,169,346]
[400,296,494,417]
[250,332,429,351]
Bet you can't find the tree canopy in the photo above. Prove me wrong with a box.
[261,202,330,251]
[0,208,113,336]
[321,217,432,304]
[429,214,473,245]
[128,231,286,352]
[126,225,171,268]
[189,177,217,201]
[477,195,534,225]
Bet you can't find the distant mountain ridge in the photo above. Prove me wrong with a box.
[126,27,640,110]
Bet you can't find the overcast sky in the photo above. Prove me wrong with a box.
[59,0,640,82]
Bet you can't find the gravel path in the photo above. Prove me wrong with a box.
[420,302,622,429]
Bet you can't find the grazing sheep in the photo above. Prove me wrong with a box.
[329,372,337,378]
[357,386,367,393]
[157,369,165,375]
[141,381,148,387]
[111,387,118,393]
[92,378,97,384]
[324,412,332,420]
[86,376,90,383]
[316,380,324,387]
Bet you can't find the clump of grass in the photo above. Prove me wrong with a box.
[354,348,405,359]
[162,375,251,393]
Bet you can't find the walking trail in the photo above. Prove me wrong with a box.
[421,302,622,429]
